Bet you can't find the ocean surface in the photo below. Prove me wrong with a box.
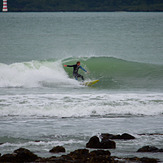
[0,12,163,161]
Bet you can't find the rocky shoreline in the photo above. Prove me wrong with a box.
[0,133,162,163]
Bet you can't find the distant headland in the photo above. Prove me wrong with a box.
[1,0,163,12]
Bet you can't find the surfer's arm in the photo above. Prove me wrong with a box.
[79,66,87,72]
[64,65,74,67]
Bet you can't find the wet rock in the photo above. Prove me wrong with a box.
[0,148,38,162]
[122,156,158,163]
[120,133,135,140]
[137,146,163,152]
[67,149,112,163]
[35,156,59,162]
[13,148,38,162]
[100,139,116,149]
[86,136,101,148]
[86,136,116,149]
[101,133,135,140]
[1,147,160,163]
[138,133,163,136]
[46,149,113,163]
[68,149,89,162]
[140,157,158,163]
[89,154,114,163]
[49,146,66,153]
[0,154,16,162]
[90,150,111,157]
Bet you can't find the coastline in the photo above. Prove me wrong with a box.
[0,133,162,162]
[1,9,163,12]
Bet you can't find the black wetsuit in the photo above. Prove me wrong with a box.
[67,64,87,81]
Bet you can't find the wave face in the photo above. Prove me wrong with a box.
[0,57,163,90]
[63,57,163,90]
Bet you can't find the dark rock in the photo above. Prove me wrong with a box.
[101,133,135,140]
[89,150,114,163]
[86,136,116,149]
[90,150,111,157]
[49,146,66,153]
[86,136,101,148]
[159,148,163,152]
[0,154,17,162]
[0,148,38,162]
[68,149,89,160]
[122,156,158,163]
[138,133,163,136]
[101,133,121,140]
[1,147,160,163]
[67,149,112,163]
[140,157,158,163]
[13,148,38,162]
[120,133,135,140]
[137,146,163,152]
[100,139,116,149]
[89,155,114,163]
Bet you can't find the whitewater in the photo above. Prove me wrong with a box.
[0,12,163,161]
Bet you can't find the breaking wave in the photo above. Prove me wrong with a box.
[0,56,163,90]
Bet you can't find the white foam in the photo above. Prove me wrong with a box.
[0,139,83,148]
[0,93,163,117]
[0,61,78,88]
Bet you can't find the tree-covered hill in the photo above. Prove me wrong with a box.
[1,0,163,12]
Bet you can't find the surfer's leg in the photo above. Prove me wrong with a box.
[73,73,78,80]
[78,74,84,81]
[73,73,84,81]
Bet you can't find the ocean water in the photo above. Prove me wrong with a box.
[0,12,163,161]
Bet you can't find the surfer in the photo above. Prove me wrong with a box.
[64,61,88,81]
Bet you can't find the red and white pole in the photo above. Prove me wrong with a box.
[2,0,8,12]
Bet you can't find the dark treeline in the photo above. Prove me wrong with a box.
[1,0,163,12]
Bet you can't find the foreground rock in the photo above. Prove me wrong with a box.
[0,148,38,162]
[101,133,135,140]
[37,149,115,163]
[49,146,66,153]
[86,136,116,149]
[122,157,158,163]
[137,146,163,152]
[0,147,159,163]
[138,133,163,136]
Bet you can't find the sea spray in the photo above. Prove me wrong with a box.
[0,60,78,88]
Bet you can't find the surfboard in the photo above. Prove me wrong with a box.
[83,80,99,86]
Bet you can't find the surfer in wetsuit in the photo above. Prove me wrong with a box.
[64,61,88,81]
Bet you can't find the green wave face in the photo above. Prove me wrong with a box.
[63,57,163,90]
